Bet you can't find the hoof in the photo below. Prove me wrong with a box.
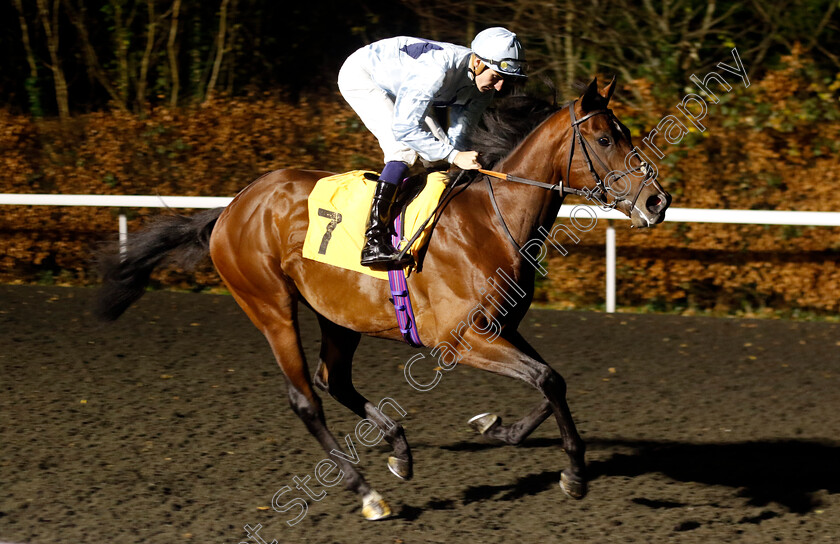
[387,456,413,481]
[361,490,393,521]
[468,412,500,435]
[560,471,588,500]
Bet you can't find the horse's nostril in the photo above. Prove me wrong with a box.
[646,194,665,213]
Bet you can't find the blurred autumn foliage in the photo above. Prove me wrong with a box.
[2,48,840,316]
[0,93,381,288]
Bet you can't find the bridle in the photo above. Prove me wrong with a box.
[481,101,661,250]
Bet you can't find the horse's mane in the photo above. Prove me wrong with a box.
[466,93,565,168]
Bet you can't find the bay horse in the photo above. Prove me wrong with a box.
[96,78,671,520]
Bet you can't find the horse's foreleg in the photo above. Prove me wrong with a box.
[314,316,414,480]
[468,330,553,445]
[457,331,587,499]
[470,399,552,445]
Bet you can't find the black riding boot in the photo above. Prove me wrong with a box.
[361,181,413,270]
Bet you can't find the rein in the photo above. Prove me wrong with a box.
[478,168,590,196]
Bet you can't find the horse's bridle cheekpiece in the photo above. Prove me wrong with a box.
[480,100,657,251]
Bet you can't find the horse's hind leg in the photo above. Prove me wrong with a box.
[313,315,414,480]
[230,288,392,520]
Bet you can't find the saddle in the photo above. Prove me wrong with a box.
[302,170,449,280]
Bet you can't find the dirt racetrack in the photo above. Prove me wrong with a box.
[1,284,839,543]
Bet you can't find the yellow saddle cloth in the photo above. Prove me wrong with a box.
[302,170,448,280]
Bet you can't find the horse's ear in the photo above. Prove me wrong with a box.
[602,75,617,103]
[580,78,601,112]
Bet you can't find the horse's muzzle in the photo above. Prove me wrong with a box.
[628,190,671,228]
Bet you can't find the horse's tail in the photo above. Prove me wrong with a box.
[95,207,225,321]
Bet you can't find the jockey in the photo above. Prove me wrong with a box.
[338,27,527,269]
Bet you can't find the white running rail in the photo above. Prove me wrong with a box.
[3,193,840,313]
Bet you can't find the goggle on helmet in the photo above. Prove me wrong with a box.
[471,27,527,78]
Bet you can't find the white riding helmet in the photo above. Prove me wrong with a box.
[471,27,526,78]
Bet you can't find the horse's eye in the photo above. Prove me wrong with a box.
[598,137,611,146]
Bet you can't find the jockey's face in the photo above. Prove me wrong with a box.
[472,58,505,93]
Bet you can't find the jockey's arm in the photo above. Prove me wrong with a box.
[392,67,474,166]
[447,92,494,156]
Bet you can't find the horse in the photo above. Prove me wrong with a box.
[95,77,671,520]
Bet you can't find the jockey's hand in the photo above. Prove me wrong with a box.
[453,150,482,170]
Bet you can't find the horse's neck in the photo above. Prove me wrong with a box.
[489,112,570,247]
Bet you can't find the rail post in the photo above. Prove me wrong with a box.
[119,214,127,257]
[606,220,616,313]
